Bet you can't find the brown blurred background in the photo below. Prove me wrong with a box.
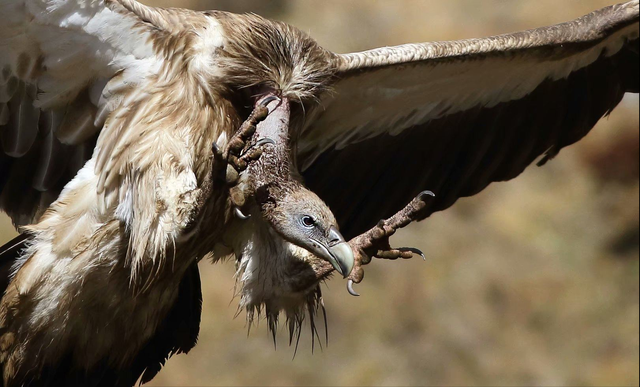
[1,1,638,386]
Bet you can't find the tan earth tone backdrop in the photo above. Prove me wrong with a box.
[0,1,638,386]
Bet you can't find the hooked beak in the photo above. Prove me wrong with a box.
[321,226,355,278]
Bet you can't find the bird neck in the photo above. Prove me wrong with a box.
[250,96,298,184]
[225,214,322,323]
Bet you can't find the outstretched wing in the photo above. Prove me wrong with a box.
[300,1,639,239]
[0,0,168,226]
[0,1,210,384]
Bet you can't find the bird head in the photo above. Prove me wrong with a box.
[228,181,354,341]
[226,93,354,339]
[256,182,354,279]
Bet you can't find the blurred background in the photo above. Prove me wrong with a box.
[1,1,638,386]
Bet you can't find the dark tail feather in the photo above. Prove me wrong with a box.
[0,233,31,296]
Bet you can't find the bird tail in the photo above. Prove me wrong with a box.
[0,233,31,297]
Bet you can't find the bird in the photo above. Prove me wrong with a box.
[0,0,637,386]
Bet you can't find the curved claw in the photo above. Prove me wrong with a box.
[418,190,436,201]
[255,138,276,147]
[399,247,426,261]
[239,138,275,159]
[347,279,360,297]
[212,142,222,157]
[234,207,251,221]
[260,95,280,108]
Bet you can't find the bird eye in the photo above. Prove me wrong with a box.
[301,216,316,228]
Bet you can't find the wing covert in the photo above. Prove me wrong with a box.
[300,1,639,238]
[0,0,162,226]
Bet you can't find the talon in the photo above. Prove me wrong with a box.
[399,247,426,261]
[347,279,360,297]
[255,138,276,147]
[239,138,274,159]
[260,95,280,108]
[212,142,222,157]
[345,190,436,293]
[418,190,436,201]
[234,207,251,220]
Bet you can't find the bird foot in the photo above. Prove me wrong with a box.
[211,96,279,186]
[345,190,435,296]
[208,97,279,217]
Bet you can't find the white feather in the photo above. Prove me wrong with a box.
[299,13,639,169]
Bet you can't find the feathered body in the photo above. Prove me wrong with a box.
[0,1,637,386]
[0,5,337,385]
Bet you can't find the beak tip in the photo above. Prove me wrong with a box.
[327,241,355,280]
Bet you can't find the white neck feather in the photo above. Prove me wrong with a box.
[226,217,316,318]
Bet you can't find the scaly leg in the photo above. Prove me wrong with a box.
[346,190,436,296]
[205,97,278,219]
[212,96,279,185]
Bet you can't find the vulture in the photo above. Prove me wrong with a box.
[0,0,638,385]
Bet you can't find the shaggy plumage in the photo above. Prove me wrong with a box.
[0,1,637,386]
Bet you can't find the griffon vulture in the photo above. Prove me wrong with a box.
[0,0,638,385]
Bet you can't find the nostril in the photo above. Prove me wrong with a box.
[328,226,345,246]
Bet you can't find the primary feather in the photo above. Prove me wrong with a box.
[0,1,637,386]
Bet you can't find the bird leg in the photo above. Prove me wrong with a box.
[183,98,280,240]
[208,97,279,219]
[345,190,435,296]
[212,96,279,186]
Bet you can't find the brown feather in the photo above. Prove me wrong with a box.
[1,83,39,157]
[304,39,638,238]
